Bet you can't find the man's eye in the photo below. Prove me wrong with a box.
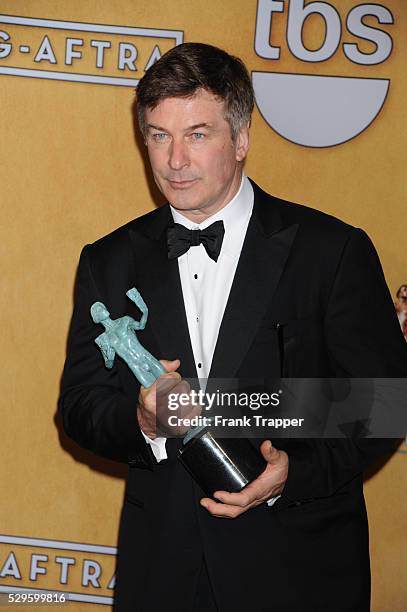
[151,133,168,142]
[191,132,205,141]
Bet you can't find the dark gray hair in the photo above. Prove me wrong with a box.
[136,42,254,141]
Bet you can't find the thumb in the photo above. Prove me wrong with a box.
[260,440,278,463]
[159,358,181,373]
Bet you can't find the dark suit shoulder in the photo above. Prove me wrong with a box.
[86,204,169,262]
[77,206,170,303]
[277,197,353,234]
[89,206,164,249]
[253,180,354,239]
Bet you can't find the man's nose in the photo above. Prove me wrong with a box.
[168,139,190,170]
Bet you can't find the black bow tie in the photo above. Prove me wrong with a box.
[167,220,225,262]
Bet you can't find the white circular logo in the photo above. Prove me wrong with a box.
[252,0,394,147]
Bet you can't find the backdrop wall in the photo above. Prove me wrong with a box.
[0,1,406,609]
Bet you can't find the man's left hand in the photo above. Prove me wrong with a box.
[200,440,288,518]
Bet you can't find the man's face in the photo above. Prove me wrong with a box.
[144,89,249,222]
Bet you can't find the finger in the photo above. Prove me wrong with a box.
[160,372,182,383]
[140,370,181,401]
[156,372,182,395]
[200,498,243,519]
[157,379,193,411]
[212,484,260,508]
[159,359,180,372]
[171,379,191,395]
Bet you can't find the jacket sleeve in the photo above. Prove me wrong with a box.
[276,228,407,507]
[58,245,154,469]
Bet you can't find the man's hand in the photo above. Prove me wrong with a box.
[200,440,288,518]
[137,359,201,438]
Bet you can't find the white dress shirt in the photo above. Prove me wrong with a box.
[172,173,254,382]
[140,175,279,506]
[143,173,253,460]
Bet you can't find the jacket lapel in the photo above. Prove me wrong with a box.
[208,184,299,380]
[128,206,197,379]
[128,181,299,383]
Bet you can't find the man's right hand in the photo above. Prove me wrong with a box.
[137,359,201,439]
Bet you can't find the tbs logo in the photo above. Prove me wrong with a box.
[253,0,394,147]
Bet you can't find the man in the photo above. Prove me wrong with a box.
[59,43,407,611]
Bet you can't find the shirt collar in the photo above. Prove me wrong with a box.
[170,174,254,259]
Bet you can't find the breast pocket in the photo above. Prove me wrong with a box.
[271,313,324,376]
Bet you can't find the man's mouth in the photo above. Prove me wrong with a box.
[167,178,198,189]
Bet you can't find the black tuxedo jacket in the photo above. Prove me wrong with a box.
[59,181,407,612]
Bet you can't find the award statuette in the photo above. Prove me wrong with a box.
[91,287,266,497]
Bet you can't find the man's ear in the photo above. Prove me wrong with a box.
[235,123,250,162]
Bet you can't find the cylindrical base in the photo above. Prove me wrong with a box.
[178,430,266,498]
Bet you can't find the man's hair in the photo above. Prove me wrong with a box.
[397,285,407,298]
[136,42,254,141]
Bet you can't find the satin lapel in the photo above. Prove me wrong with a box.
[208,192,299,381]
[128,206,197,379]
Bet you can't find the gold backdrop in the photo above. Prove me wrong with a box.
[0,0,406,609]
